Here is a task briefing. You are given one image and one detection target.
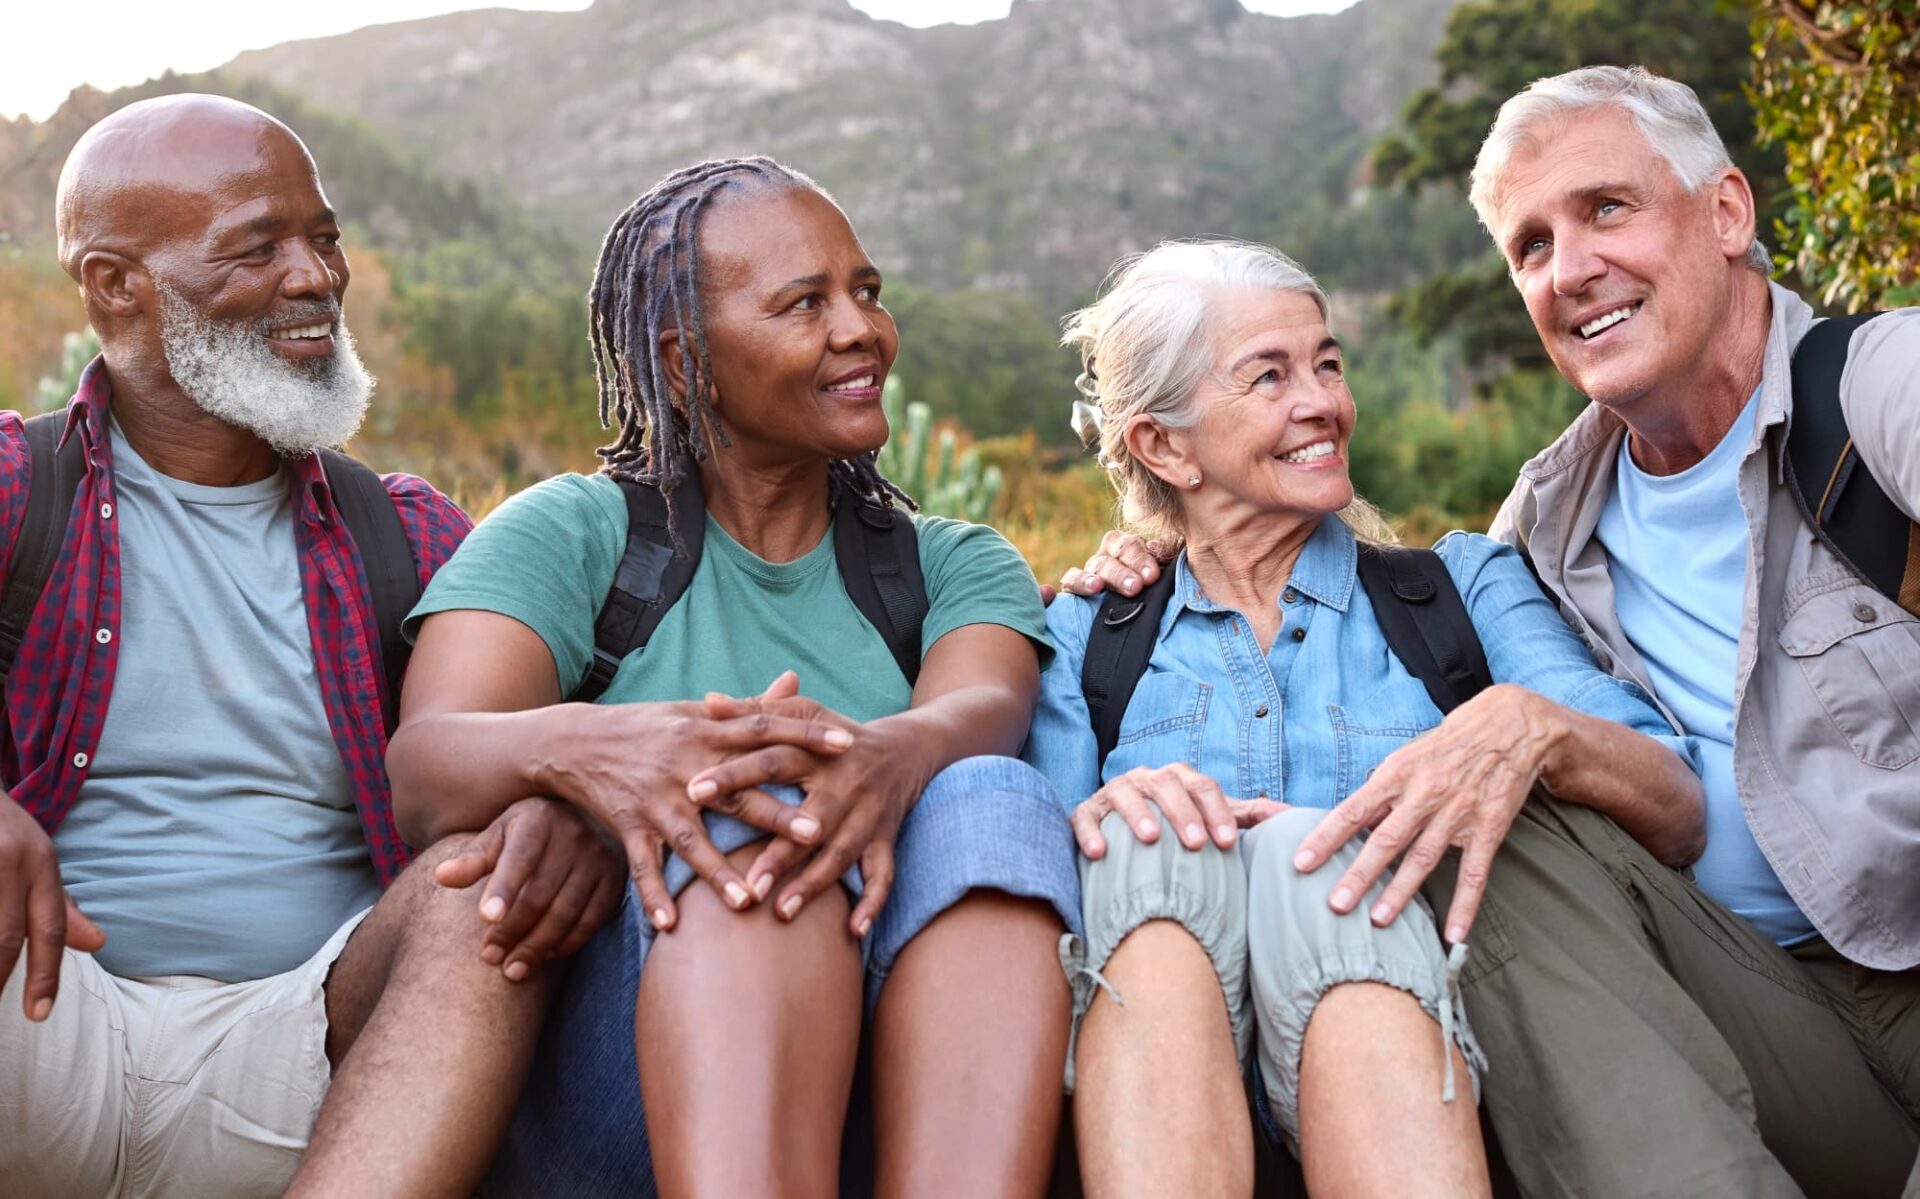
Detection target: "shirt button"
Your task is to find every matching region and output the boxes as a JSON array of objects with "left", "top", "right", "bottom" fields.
[
  {"left": 1254, "top": 704, "right": 1270, "bottom": 718},
  {"left": 99, "top": 502, "right": 114, "bottom": 520},
  {"left": 72, "top": 751, "right": 89, "bottom": 769},
  {"left": 1854, "top": 603, "right": 1877, "bottom": 623},
  {"left": 1282, "top": 588, "right": 1298, "bottom": 604},
  {"left": 1291, "top": 627, "right": 1306, "bottom": 642},
  {"left": 95, "top": 628, "right": 112, "bottom": 644}
]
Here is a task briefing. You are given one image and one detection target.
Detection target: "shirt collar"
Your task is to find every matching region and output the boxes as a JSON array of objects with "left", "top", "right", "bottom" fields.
[
  {"left": 63, "top": 354, "right": 341, "bottom": 527},
  {"left": 1172, "top": 515, "right": 1358, "bottom": 616}
]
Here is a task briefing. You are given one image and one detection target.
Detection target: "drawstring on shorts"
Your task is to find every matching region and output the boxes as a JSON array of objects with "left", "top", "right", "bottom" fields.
[{"left": 1438, "top": 940, "right": 1469, "bottom": 1103}]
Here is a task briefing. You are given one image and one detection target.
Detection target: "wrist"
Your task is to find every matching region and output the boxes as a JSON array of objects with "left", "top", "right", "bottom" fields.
[
  {"left": 524, "top": 703, "right": 611, "bottom": 801},
  {"left": 1503, "top": 685, "right": 1572, "bottom": 789}
]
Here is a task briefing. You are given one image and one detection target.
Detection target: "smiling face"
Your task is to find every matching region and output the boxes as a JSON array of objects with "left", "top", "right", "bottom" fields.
[
  {"left": 687, "top": 185, "right": 898, "bottom": 466},
  {"left": 1164, "top": 287, "right": 1354, "bottom": 528},
  {"left": 1490, "top": 105, "right": 1756, "bottom": 413}
]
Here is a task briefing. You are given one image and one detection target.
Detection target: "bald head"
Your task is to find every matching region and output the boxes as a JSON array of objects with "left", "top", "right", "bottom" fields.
[{"left": 56, "top": 94, "right": 319, "bottom": 280}]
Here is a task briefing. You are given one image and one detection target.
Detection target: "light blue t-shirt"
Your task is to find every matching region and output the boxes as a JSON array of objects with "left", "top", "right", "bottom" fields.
[
  {"left": 52, "top": 421, "right": 380, "bottom": 982},
  {"left": 1596, "top": 393, "right": 1815, "bottom": 945}
]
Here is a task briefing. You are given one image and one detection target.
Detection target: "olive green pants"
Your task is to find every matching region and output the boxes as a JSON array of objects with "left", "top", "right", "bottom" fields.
[{"left": 1425, "top": 794, "right": 1920, "bottom": 1199}]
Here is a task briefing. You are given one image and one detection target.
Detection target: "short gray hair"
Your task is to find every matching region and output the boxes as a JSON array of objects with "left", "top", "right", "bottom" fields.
[
  {"left": 1470, "top": 65, "right": 1769, "bottom": 272},
  {"left": 1062, "top": 239, "right": 1393, "bottom": 542}
]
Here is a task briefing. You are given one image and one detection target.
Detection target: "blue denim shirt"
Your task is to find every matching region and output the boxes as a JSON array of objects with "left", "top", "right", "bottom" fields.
[{"left": 1024, "top": 518, "right": 1700, "bottom": 810}]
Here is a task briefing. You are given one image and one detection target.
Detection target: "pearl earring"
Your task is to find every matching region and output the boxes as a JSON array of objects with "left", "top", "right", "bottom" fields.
[{"left": 1188, "top": 474, "right": 1201, "bottom": 489}]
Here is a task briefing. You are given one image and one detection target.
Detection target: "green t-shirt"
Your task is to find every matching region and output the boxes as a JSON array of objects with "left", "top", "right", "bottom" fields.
[{"left": 406, "top": 472, "right": 1051, "bottom": 722}]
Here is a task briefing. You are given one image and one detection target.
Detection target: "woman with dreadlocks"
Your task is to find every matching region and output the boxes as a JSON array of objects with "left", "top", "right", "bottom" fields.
[{"left": 385, "top": 157, "right": 1080, "bottom": 1197}]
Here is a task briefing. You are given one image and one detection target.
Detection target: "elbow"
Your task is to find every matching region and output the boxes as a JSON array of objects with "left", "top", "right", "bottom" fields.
[
  {"left": 1653, "top": 778, "right": 1709, "bottom": 869},
  {"left": 384, "top": 723, "right": 440, "bottom": 850}
]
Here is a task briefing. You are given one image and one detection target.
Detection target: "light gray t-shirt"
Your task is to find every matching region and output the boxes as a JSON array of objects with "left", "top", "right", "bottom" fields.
[{"left": 52, "top": 420, "right": 379, "bottom": 982}]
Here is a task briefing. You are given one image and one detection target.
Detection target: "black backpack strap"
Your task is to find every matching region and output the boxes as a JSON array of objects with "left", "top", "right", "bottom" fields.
[
  {"left": 1786, "top": 312, "right": 1919, "bottom": 617},
  {"left": 1080, "top": 569, "right": 1179, "bottom": 770},
  {"left": 320, "top": 451, "right": 421, "bottom": 738},
  {"left": 576, "top": 473, "right": 706, "bottom": 702},
  {"left": 833, "top": 498, "right": 927, "bottom": 688},
  {"left": 1355, "top": 544, "right": 1492, "bottom": 717},
  {"left": 1, "top": 411, "right": 87, "bottom": 687}
]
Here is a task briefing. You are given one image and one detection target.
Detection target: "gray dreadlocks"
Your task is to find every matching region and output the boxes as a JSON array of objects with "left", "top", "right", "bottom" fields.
[{"left": 586, "top": 156, "right": 914, "bottom": 532}]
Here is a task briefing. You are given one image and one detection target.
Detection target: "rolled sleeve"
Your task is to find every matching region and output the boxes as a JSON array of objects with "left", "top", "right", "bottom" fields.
[
  {"left": 1436, "top": 531, "right": 1703, "bottom": 776},
  {"left": 1839, "top": 308, "right": 1920, "bottom": 523},
  {"left": 1021, "top": 593, "right": 1103, "bottom": 811}
]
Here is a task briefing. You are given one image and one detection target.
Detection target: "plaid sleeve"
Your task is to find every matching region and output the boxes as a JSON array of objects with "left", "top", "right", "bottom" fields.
[
  {"left": 0, "top": 412, "right": 30, "bottom": 571},
  {"left": 380, "top": 472, "right": 473, "bottom": 590}
]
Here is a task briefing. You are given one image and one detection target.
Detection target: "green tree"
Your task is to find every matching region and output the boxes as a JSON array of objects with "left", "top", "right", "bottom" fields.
[
  {"left": 1749, "top": 1, "right": 1920, "bottom": 310},
  {"left": 34, "top": 329, "right": 100, "bottom": 412}
]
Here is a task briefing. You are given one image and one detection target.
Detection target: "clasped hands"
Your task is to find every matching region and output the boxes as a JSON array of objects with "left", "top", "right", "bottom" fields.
[{"left": 438, "top": 670, "right": 922, "bottom": 980}]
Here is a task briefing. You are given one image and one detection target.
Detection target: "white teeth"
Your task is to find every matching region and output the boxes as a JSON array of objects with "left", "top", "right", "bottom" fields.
[
  {"left": 1279, "top": 440, "right": 1334, "bottom": 463},
  {"left": 825, "top": 374, "right": 875, "bottom": 392},
  {"left": 1578, "top": 305, "right": 1637, "bottom": 338},
  {"left": 273, "top": 323, "right": 332, "bottom": 340}
]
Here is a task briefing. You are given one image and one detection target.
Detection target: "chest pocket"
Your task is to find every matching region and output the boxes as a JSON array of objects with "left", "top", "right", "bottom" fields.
[
  {"left": 1778, "top": 581, "right": 1920, "bottom": 769},
  {"left": 1109, "top": 674, "right": 1211, "bottom": 774},
  {"left": 1329, "top": 678, "right": 1443, "bottom": 803}
]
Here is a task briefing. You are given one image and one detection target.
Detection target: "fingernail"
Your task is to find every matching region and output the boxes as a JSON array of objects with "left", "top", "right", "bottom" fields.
[
  {"left": 780, "top": 894, "right": 803, "bottom": 919},
  {"left": 480, "top": 896, "right": 505, "bottom": 922},
  {"left": 505, "top": 960, "right": 529, "bottom": 981},
  {"left": 1144, "top": 563, "right": 1158, "bottom": 580},
  {"left": 1215, "top": 823, "right": 1237, "bottom": 844},
  {"left": 30, "top": 998, "right": 50, "bottom": 1022},
  {"left": 792, "top": 815, "right": 821, "bottom": 840},
  {"left": 1184, "top": 822, "right": 1204, "bottom": 845},
  {"left": 1135, "top": 818, "right": 1157, "bottom": 839},
  {"left": 482, "top": 945, "right": 505, "bottom": 965},
  {"left": 1124, "top": 576, "right": 1139, "bottom": 591},
  {"left": 652, "top": 908, "right": 673, "bottom": 930},
  {"left": 751, "top": 872, "right": 773, "bottom": 901},
  {"left": 855, "top": 916, "right": 872, "bottom": 937},
  {"left": 825, "top": 729, "right": 853, "bottom": 748},
  {"left": 725, "top": 882, "right": 750, "bottom": 909},
  {"left": 1448, "top": 925, "right": 1468, "bottom": 945},
  {"left": 689, "top": 779, "right": 717, "bottom": 801},
  {"left": 1294, "top": 849, "right": 1315, "bottom": 871},
  {"left": 1331, "top": 886, "right": 1353, "bottom": 911},
  {"left": 1371, "top": 902, "right": 1392, "bottom": 924}
]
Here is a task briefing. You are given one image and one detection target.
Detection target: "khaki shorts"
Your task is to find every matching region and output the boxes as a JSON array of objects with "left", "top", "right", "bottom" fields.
[
  {"left": 1068, "top": 805, "right": 1483, "bottom": 1148},
  {"left": 0, "top": 908, "right": 370, "bottom": 1199}
]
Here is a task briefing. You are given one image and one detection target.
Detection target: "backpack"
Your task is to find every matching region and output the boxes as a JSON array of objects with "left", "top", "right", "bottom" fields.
[
  {"left": 571, "top": 473, "right": 929, "bottom": 702},
  {"left": 1784, "top": 312, "right": 1919, "bottom": 618},
  {"left": 1078, "top": 542, "right": 1493, "bottom": 770},
  {"left": 0, "top": 409, "right": 421, "bottom": 737}
]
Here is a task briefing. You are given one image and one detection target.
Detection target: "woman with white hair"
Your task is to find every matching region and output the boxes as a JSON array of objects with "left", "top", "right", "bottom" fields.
[{"left": 1023, "top": 240, "right": 1706, "bottom": 1197}]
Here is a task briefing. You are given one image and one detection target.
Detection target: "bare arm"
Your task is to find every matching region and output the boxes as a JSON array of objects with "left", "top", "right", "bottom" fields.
[
  {"left": 389, "top": 609, "right": 854, "bottom": 929},
  {"left": 690, "top": 622, "right": 1042, "bottom": 932},
  {"left": 1293, "top": 683, "right": 1704, "bottom": 945}
]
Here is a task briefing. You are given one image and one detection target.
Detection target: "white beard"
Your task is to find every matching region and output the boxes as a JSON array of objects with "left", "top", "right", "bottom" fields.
[{"left": 154, "top": 282, "right": 375, "bottom": 456}]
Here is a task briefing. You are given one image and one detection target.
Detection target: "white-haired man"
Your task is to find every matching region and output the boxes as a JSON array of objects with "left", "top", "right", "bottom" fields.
[
  {"left": 0, "top": 94, "right": 625, "bottom": 1197},
  {"left": 1066, "top": 65, "right": 1919, "bottom": 1196}
]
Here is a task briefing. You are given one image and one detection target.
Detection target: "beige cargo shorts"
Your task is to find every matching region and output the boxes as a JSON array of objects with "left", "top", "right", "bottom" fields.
[{"left": 0, "top": 908, "right": 370, "bottom": 1199}]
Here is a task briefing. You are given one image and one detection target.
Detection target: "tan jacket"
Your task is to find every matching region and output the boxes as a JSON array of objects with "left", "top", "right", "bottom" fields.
[{"left": 1490, "top": 283, "right": 1920, "bottom": 969}]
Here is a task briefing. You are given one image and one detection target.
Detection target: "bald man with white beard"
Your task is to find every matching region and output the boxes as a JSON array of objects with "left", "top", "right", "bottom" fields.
[{"left": 0, "top": 94, "right": 623, "bottom": 1198}]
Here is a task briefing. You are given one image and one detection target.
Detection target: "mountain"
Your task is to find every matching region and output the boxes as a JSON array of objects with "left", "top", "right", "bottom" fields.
[{"left": 215, "top": 0, "right": 1463, "bottom": 305}]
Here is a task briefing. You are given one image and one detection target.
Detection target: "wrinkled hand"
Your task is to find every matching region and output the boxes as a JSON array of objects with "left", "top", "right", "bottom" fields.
[
  {"left": 434, "top": 797, "right": 624, "bottom": 981},
  {"left": 1070, "top": 764, "right": 1269, "bottom": 859},
  {"left": 554, "top": 673, "right": 855, "bottom": 931},
  {"left": 1291, "top": 684, "right": 1555, "bottom": 945},
  {"left": 687, "top": 685, "right": 930, "bottom": 938},
  {"left": 1057, "top": 529, "right": 1179, "bottom": 600},
  {"left": 0, "top": 793, "right": 104, "bottom": 1022}
]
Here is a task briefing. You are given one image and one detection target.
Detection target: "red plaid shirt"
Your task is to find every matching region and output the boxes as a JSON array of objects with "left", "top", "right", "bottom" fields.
[{"left": 0, "top": 360, "right": 471, "bottom": 885}]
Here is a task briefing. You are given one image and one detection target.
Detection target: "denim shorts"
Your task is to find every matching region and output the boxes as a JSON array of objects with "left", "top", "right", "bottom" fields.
[{"left": 483, "top": 754, "right": 1082, "bottom": 1198}]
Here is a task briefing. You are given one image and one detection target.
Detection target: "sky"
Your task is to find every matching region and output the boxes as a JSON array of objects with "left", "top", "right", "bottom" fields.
[{"left": 1, "top": 0, "right": 1358, "bottom": 123}]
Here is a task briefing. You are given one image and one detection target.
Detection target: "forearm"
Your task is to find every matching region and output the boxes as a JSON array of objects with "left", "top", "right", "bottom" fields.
[
  {"left": 871, "top": 679, "right": 1038, "bottom": 779},
  {"left": 387, "top": 705, "right": 593, "bottom": 847},
  {"left": 1520, "top": 687, "right": 1706, "bottom": 866}
]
